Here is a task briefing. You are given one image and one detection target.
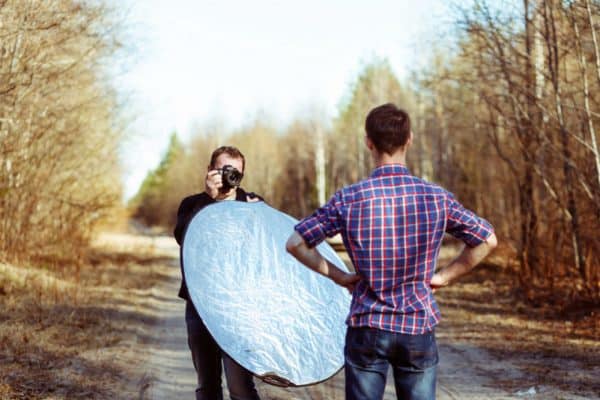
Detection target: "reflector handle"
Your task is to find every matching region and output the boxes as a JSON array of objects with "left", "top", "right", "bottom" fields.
[{"left": 259, "top": 373, "right": 295, "bottom": 387}]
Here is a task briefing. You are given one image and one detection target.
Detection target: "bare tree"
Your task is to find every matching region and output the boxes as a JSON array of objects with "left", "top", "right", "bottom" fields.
[{"left": 0, "top": 1, "right": 126, "bottom": 263}]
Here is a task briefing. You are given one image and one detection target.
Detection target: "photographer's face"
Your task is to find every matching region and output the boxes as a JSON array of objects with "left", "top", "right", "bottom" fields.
[{"left": 211, "top": 154, "right": 244, "bottom": 174}]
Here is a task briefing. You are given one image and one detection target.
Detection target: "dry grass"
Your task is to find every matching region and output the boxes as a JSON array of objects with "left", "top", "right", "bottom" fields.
[
  {"left": 1, "top": 235, "right": 597, "bottom": 399},
  {"left": 435, "top": 255, "right": 600, "bottom": 398},
  {"left": 0, "top": 233, "right": 175, "bottom": 400}
]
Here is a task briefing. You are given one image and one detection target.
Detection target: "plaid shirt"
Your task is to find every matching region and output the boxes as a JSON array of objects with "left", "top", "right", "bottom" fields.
[{"left": 295, "top": 164, "right": 494, "bottom": 334}]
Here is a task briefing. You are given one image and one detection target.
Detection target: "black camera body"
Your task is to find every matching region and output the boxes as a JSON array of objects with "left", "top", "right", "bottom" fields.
[{"left": 219, "top": 164, "right": 243, "bottom": 192}]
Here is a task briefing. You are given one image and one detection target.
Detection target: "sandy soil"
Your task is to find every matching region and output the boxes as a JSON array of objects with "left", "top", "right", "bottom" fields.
[
  {"left": 123, "top": 234, "right": 599, "bottom": 400},
  {"left": 4, "top": 232, "right": 595, "bottom": 399}
]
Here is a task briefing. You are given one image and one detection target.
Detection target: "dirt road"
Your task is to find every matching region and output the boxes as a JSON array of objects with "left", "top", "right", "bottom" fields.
[{"left": 131, "top": 235, "right": 598, "bottom": 400}]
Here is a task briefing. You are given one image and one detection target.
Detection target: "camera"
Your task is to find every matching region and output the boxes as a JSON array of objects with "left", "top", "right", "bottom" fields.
[{"left": 219, "top": 164, "right": 243, "bottom": 192}]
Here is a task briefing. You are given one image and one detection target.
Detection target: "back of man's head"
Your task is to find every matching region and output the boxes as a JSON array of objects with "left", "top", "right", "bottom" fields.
[{"left": 365, "top": 103, "right": 411, "bottom": 155}]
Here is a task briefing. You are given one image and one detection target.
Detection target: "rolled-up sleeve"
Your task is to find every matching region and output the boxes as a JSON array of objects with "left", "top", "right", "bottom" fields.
[
  {"left": 294, "top": 192, "right": 344, "bottom": 248},
  {"left": 445, "top": 194, "right": 494, "bottom": 247}
]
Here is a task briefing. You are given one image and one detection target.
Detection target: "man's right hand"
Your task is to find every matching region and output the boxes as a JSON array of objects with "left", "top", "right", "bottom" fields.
[
  {"left": 334, "top": 272, "right": 362, "bottom": 294},
  {"left": 205, "top": 170, "right": 223, "bottom": 199}
]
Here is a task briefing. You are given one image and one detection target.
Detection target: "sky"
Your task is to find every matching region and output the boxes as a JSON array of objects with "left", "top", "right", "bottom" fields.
[{"left": 117, "top": 0, "right": 451, "bottom": 199}]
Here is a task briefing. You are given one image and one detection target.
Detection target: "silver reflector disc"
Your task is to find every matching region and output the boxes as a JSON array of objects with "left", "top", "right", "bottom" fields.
[{"left": 182, "top": 201, "right": 351, "bottom": 386}]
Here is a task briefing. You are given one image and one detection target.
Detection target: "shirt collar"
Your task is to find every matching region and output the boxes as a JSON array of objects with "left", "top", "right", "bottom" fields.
[{"left": 370, "top": 163, "right": 410, "bottom": 178}]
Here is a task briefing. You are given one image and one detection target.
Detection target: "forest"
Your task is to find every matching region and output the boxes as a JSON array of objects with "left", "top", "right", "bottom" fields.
[
  {"left": 0, "top": 1, "right": 124, "bottom": 262},
  {"left": 130, "top": 1, "right": 600, "bottom": 304}
]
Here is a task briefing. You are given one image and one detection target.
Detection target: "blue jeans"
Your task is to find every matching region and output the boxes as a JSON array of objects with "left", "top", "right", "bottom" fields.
[
  {"left": 185, "top": 301, "right": 260, "bottom": 400},
  {"left": 344, "top": 326, "right": 438, "bottom": 400}
]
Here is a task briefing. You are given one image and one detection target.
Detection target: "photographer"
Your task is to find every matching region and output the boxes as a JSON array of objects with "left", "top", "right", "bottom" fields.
[{"left": 174, "top": 146, "right": 262, "bottom": 400}]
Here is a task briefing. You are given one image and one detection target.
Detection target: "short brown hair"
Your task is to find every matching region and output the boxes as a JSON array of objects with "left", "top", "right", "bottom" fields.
[
  {"left": 365, "top": 103, "right": 411, "bottom": 155},
  {"left": 209, "top": 146, "right": 246, "bottom": 172}
]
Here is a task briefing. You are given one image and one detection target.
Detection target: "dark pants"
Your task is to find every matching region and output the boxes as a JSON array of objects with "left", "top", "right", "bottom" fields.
[
  {"left": 185, "top": 301, "right": 260, "bottom": 400},
  {"left": 344, "top": 327, "right": 438, "bottom": 400}
]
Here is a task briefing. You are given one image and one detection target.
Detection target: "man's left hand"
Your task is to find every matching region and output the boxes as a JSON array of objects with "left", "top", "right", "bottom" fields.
[{"left": 430, "top": 272, "right": 449, "bottom": 293}]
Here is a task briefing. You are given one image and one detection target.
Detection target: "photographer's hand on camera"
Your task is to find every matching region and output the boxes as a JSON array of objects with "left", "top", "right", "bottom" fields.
[{"left": 206, "top": 169, "right": 234, "bottom": 200}]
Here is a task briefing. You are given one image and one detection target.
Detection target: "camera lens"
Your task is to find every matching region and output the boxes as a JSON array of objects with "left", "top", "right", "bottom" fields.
[{"left": 220, "top": 165, "right": 243, "bottom": 190}]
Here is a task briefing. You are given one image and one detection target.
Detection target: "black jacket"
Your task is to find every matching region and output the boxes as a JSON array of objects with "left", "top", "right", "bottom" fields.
[{"left": 173, "top": 188, "right": 262, "bottom": 300}]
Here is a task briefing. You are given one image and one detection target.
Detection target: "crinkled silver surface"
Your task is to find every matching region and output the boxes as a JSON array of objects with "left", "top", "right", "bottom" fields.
[{"left": 182, "top": 201, "right": 351, "bottom": 386}]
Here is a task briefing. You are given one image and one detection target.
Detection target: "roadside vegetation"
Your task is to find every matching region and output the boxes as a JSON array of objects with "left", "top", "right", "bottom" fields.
[{"left": 0, "top": 234, "right": 171, "bottom": 399}]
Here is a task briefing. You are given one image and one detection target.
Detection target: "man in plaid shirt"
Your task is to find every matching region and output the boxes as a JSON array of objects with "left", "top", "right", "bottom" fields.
[{"left": 286, "top": 103, "right": 497, "bottom": 400}]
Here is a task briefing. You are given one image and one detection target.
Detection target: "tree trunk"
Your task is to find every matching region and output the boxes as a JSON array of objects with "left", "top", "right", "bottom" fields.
[
  {"left": 315, "top": 124, "right": 326, "bottom": 206},
  {"left": 544, "top": 0, "right": 586, "bottom": 279},
  {"left": 584, "top": 0, "right": 600, "bottom": 200}
]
